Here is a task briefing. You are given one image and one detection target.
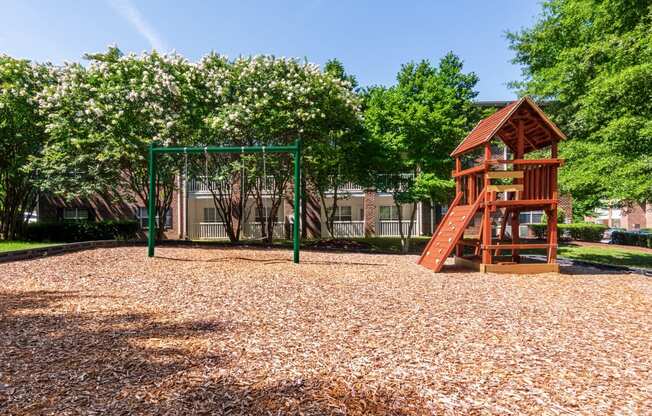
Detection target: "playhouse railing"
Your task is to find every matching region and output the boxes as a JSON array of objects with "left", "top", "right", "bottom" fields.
[{"left": 453, "top": 158, "right": 562, "bottom": 205}]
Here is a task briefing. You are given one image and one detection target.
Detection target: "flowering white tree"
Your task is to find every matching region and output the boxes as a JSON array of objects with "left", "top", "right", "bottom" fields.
[
  {"left": 194, "top": 54, "right": 361, "bottom": 243},
  {"left": 35, "top": 46, "right": 201, "bottom": 238},
  {"left": 0, "top": 55, "right": 55, "bottom": 239}
]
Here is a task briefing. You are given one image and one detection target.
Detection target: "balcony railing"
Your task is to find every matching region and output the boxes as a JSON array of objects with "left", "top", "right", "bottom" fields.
[
  {"left": 377, "top": 220, "right": 419, "bottom": 236},
  {"left": 326, "top": 221, "right": 365, "bottom": 237},
  {"left": 188, "top": 176, "right": 276, "bottom": 194},
  {"left": 242, "top": 222, "right": 285, "bottom": 239},
  {"left": 190, "top": 222, "right": 229, "bottom": 240},
  {"left": 189, "top": 222, "right": 284, "bottom": 240}
]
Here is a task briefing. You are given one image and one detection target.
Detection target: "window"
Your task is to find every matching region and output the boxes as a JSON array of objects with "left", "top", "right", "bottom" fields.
[
  {"left": 327, "top": 206, "right": 352, "bottom": 222},
  {"left": 255, "top": 206, "right": 279, "bottom": 222},
  {"left": 63, "top": 208, "right": 89, "bottom": 220},
  {"left": 203, "top": 207, "right": 222, "bottom": 223},
  {"left": 137, "top": 207, "right": 172, "bottom": 229},
  {"left": 379, "top": 205, "right": 399, "bottom": 221},
  {"left": 519, "top": 211, "right": 544, "bottom": 224}
]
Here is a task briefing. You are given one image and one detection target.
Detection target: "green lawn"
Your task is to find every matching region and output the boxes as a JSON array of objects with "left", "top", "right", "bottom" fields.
[
  {"left": 350, "top": 237, "right": 652, "bottom": 270},
  {"left": 557, "top": 244, "right": 652, "bottom": 270},
  {"left": 0, "top": 241, "right": 56, "bottom": 253}
]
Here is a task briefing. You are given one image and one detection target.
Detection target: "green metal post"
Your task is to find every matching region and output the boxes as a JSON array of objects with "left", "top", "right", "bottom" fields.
[
  {"left": 147, "top": 143, "right": 156, "bottom": 257},
  {"left": 293, "top": 138, "right": 301, "bottom": 263}
]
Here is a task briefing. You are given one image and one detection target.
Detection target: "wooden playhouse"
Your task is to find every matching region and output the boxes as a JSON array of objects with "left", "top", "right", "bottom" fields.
[{"left": 418, "top": 97, "right": 566, "bottom": 273}]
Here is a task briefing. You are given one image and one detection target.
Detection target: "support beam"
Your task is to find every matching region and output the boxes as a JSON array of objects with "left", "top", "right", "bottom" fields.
[
  {"left": 510, "top": 209, "right": 520, "bottom": 263},
  {"left": 482, "top": 144, "right": 492, "bottom": 265}
]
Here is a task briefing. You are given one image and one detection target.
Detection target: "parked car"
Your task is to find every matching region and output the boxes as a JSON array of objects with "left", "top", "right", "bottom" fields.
[{"left": 601, "top": 228, "right": 625, "bottom": 244}]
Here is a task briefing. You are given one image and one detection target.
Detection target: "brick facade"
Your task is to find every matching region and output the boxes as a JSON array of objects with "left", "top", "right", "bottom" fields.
[
  {"left": 621, "top": 202, "right": 648, "bottom": 230},
  {"left": 363, "top": 189, "right": 377, "bottom": 237},
  {"left": 38, "top": 186, "right": 181, "bottom": 240},
  {"left": 558, "top": 194, "right": 573, "bottom": 223}
]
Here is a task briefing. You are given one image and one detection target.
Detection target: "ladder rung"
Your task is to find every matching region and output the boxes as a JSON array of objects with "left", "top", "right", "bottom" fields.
[{"left": 486, "top": 171, "right": 524, "bottom": 179}]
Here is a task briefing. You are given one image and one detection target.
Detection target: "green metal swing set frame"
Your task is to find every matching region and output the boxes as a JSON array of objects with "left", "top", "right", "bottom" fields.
[{"left": 147, "top": 139, "right": 302, "bottom": 263}]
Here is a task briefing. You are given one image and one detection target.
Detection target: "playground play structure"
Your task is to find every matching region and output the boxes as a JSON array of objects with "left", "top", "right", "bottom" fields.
[
  {"left": 146, "top": 139, "right": 302, "bottom": 262},
  {"left": 419, "top": 97, "right": 565, "bottom": 273}
]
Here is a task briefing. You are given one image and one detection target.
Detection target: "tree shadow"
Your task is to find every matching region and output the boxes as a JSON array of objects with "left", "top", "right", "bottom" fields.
[
  {"left": 0, "top": 290, "right": 231, "bottom": 414},
  {"left": 0, "top": 290, "right": 427, "bottom": 415}
]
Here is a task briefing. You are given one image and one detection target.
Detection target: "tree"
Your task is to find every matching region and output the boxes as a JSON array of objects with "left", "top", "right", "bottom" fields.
[
  {"left": 364, "top": 53, "right": 479, "bottom": 252},
  {"left": 0, "top": 56, "right": 54, "bottom": 239},
  {"left": 198, "top": 54, "right": 361, "bottom": 243},
  {"left": 508, "top": 0, "right": 652, "bottom": 216},
  {"left": 34, "top": 47, "right": 200, "bottom": 239},
  {"left": 304, "top": 59, "right": 367, "bottom": 238}
]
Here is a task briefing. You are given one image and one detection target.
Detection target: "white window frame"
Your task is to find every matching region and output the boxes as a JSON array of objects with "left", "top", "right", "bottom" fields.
[
  {"left": 203, "top": 207, "right": 222, "bottom": 223},
  {"left": 519, "top": 210, "right": 544, "bottom": 224},
  {"left": 63, "top": 207, "right": 89, "bottom": 220},
  {"left": 379, "top": 205, "right": 399, "bottom": 221},
  {"left": 328, "top": 206, "right": 352, "bottom": 222},
  {"left": 137, "top": 207, "right": 172, "bottom": 229}
]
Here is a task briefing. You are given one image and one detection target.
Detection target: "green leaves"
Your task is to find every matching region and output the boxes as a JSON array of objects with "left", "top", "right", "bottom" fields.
[
  {"left": 509, "top": 0, "right": 652, "bottom": 215},
  {"left": 363, "top": 53, "right": 480, "bottom": 201}
]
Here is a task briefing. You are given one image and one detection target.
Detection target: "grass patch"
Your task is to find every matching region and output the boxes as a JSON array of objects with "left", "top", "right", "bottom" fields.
[
  {"left": 0, "top": 241, "right": 57, "bottom": 253},
  {"left": 557, "top": 244, "right": 652, "bottom": 270}
]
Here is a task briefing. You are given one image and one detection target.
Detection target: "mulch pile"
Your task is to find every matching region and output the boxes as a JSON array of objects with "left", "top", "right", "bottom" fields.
[{"left": 0, "top": 247, "right": 650, "bottom": 415}]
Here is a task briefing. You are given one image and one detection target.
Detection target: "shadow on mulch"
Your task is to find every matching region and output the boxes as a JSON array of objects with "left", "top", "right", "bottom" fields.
[{"left": 0, "top": 290, "right": 424, "bottom": 415}]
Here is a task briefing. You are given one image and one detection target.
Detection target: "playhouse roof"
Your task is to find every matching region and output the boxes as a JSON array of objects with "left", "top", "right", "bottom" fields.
[{"left": 450, "top": 96, "right": 566, "bottom": 157}]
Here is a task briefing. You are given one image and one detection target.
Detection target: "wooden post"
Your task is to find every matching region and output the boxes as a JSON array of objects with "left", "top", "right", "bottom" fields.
[
  {"left": 482, "top": 144, "right": 492, "bottom": 265},
  {"left": 455, "top": 157, "right": 463, "bottom": 257},
  {"left": 549, "top": 139, "right": 558, "bottom": 264},
  {"left": 516, "top": 120, "right": 525, "bottom": 201},
  {"left": 511, "top": 209, "right": 520, "bottom": 263},
  {"left": 547, "top": 207, "right": 558, "bottom": 263}
]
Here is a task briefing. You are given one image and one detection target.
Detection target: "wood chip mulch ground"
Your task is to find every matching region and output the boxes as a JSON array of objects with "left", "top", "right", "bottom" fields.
[{"left": 0, "top": 247, "right": 650, "bottom": 415}]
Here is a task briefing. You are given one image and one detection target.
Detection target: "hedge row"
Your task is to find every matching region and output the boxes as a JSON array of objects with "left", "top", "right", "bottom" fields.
[
  {"left": 25, "top": 220, "right": 139, "bottom": 243},
  {"left": 529, "top": 223, "right": 607, "bottom": 242},
  {"left": 611, "top": 230, "right": 652, "bottom": 248}
]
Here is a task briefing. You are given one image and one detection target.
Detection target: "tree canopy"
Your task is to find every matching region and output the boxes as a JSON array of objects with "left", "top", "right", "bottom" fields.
[
  {"left": 363, "top": 52, "right": 480, "bottom": 250},
  {"left": 0, "top": 55, "right": 55, "bottom": 238},
  {"left": 508, "top": 0, "right": 652, "bottom": 215}
]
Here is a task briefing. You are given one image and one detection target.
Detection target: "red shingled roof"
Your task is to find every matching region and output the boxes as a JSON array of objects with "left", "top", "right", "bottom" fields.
[{"left": 450, "top": 96, "right": 565, "bottom": 157}]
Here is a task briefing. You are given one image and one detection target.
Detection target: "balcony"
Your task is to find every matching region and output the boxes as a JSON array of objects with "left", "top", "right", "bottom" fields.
[
  {"left": 188, "top": 176, "right": 277, "bottom": 194},
  {"left": 189, "top": 221, "right": 284, "bottom": 240}
]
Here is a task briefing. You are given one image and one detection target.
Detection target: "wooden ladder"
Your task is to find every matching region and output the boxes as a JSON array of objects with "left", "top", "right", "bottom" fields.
[{"left": 418, "top": 190, "right": 485, "bottom": 272}]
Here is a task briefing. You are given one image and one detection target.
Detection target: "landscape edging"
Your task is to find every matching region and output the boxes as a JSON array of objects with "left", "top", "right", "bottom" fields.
[{"left": 1, "top": 239, "right": 650, "bottom": 276}]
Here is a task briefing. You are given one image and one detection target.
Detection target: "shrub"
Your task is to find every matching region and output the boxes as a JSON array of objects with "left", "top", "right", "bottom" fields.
[
  {"left": 560, "top": 223, "right": 607, "bottom": 242},
  {"left": 528, "top": 222, "right": 607, "bottom": 242},
  {"left": 611, "top": 230, "right": 652, "bottom": 248},
  {"left": 529, "top": 223, "right": 547, "bottom": 239},
  {"left": 25, "top": 220, "right": 139, "bottom": 243}
]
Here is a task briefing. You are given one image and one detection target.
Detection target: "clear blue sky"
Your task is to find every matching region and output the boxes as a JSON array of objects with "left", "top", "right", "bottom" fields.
[{"left": 0, "top": 0, "right": 541, "bottom": 100}]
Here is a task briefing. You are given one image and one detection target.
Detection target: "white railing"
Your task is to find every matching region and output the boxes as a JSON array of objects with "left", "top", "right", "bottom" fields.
[
  {"left": 190, "top": 222, "right": 229, "bottom": 239},
  {"left": 242, "top": 222, "right": 285, "bottom": 239},
  {"left": 188, "top": 176, "right": 276, "bottom": 194},
  {"left": 188, "top": 178, "right": 226, "bottom": 193},
  {"left": 326, "top": 221, "right": 365, "bottom": 237},
  {"left": 326, "top": 181, "right": 365, "bottom": 194},
  {"left": 377, "top": 220, "right": 418, "bottom": 236},
  {"left": 190, "top": 221, "right": 285, "bottom": 240}
]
